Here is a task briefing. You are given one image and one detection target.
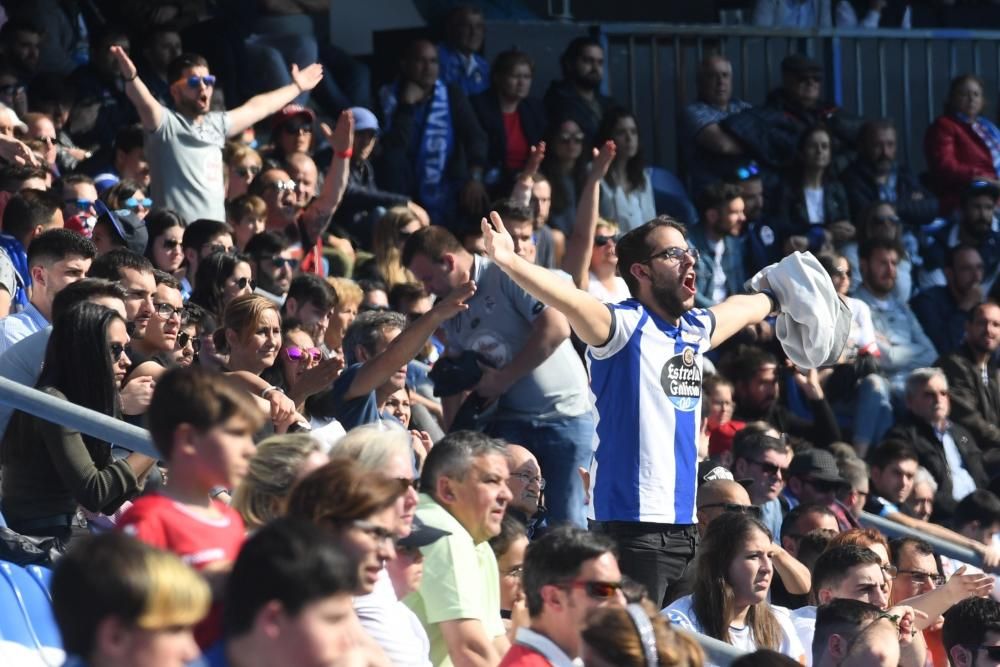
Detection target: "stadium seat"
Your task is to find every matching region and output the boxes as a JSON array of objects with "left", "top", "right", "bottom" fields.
[
  {"left": 24, "top": 566, "right": 53, "bottom": 601},
  {"left": 649, "top": 167, "right": 698, "bottom": 226},
  {"left": 0, "top": 561, "right": 62, "bottom": 651},
  {"left": 0, "top": 561, "right": 39, "bottom": 648}
]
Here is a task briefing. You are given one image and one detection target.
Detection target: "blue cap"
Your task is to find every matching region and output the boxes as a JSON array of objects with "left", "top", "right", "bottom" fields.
[{"left": 349, "top": 106, "right": 380, "bottom": 134}]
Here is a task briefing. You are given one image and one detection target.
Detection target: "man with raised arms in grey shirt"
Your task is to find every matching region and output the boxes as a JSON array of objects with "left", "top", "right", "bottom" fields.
[{"left": 108, "top": 45, "right": 325, "bottom": 223}]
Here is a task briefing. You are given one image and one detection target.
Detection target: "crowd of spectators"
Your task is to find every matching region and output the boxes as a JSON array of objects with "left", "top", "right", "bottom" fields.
[{"left": 1, "top": 2, "right": 1000, "bottom": 667}]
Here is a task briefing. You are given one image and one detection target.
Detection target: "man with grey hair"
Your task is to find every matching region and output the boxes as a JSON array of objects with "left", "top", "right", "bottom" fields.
[
  {"left": 311, "top": 281, "right": 474, "bottom": 430},
  {"left": 407, "top": 430, "right": 512, "bottom": 666},
  {"left": 505, "top": 444, "right": 545, "bottom": 537},
  {"left": 884, "top": 367, "right": 988, "bottom": 520}
]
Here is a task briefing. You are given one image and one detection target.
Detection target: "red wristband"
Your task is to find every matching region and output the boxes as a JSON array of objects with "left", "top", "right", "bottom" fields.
[{"left": 335, "top": 148, "right": 353, "bottom": 159}]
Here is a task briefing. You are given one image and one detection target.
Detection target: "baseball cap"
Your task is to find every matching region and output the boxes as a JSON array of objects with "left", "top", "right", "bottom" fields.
[
  {"left": 272, "top": 104, "right": 316, "bottom": 132},
  {"left": 397, "top": 517, "right": 450, "bottom": 549},
  {"left": 963, "top": 179, "right": 1000, "bottom": 203},
  {"left": 781, "top": 53, "right": 822, "bottom": 78},
  {"left": 698, "top": 459, "right": 754, "bottom": 491},
  {"left": 95, "top": 200, "right": 148, "bottom": 255},
  {"left": 787, "top": 448, "right": 847, "bottom": 485},
  {"left": 350, "top": 106, "right": 380, "bottom": 134}
]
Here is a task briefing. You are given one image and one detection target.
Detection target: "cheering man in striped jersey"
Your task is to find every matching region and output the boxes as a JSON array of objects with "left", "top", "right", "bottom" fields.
[{"left": 480, "top": 211, "right": 778, "bottom": 606}]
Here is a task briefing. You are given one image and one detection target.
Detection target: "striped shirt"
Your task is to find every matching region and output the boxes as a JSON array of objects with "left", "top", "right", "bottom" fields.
[{"left": 587, "top": 299, "right": 715, "bottom": 524}]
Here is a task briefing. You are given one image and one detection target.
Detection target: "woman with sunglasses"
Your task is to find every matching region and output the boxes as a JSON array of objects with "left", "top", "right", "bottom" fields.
[
  {"left": 103, "top": 178, "right": 153, "bottom": 220},
  {"left": 663, "top": 512, "right": 805, "bottom": 661},
  {"left": 188, "top": 250, "right": 255, "bottom": 320},
  {"left": 224, "top": 141, "right": 263, "bottom": 200},
  {"left": 267, "top": 106, "right": 316, "bottom": 164},
  {"left": 540, "top": 117, "right": 588, "bottom": 236},
  {"left": 355, "top": 206, "right": 425, "bottom": 288},
  {"left": 144, "top": 208, "right": 187, "bottom": 287},
  {"left": 0, "top": 302, "right": 158, "bottom": 542}
]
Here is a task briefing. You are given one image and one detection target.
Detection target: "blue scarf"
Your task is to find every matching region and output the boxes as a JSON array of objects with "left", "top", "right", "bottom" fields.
[
  {"left": 958, "top": 112, "right": 1000, "bottom": 177},
  {"left": 381, "top": 80, "right": 455, "bottom": 224},
  {"left": 0, "top": 233, "right": 28, "bottom": 309}
]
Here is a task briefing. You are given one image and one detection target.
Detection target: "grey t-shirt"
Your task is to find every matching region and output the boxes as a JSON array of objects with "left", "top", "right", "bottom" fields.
[
  {"left": 146, "top": 107, "right": 229, "bottom": 222},
  {"left": 0, "top": 248, "right": 18, "bottom": 302},
  {"left": 442, "top": 255, "right": 590, "bottom": 421}
]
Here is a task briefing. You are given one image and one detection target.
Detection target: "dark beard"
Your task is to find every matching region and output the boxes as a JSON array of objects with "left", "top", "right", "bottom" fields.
[
  {"left": 573, "top": 73, "right": 602, "bottom": 91},
  {"left": 649, "top": 280, "right": 689, "bottom": 321}
]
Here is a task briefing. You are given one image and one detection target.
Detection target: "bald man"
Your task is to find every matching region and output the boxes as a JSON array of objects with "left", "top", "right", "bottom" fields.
[{"left": 506, "top": 444, "right": 545, "bottom": 535}]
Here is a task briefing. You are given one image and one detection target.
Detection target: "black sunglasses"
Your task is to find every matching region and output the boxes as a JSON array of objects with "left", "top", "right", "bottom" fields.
[
  {"left": 967, "top": 645, "right": 1000, "bottom": 660},
  {"left": 234, "top": 277, "right": 257, "bottom": 291},
  {"left": 804, "top": 478, "right": 842, "bottom": 493},
  {"left": 697, "top": 502, "right": 762, "bottom": 518},
  {"left": 109, "top": 342, "right": 130, "bottom": 361},
  {"left": 161, "top": 238, "right": 182, "bottom": 250},
  {"left": 559, "top": 580, "right": 623, "bottom": 600},
  {"left": 177, "top": 331, "right": 202, "bottom": 353},
  {"left": 750, "top": 459, "right": 788, "bottom": 477},
  {"left": 594, "top": 234, "right": 619, "bottom": 247}
]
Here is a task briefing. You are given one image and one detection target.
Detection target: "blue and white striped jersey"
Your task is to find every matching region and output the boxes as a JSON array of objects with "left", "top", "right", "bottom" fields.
[{"left": 586, "top": 299, "right": 715, "bottom": 524}]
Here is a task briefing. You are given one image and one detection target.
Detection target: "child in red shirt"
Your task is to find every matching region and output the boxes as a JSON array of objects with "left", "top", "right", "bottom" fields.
[{"left": 119, "top": 366, "right": 263, "bottom": 648}]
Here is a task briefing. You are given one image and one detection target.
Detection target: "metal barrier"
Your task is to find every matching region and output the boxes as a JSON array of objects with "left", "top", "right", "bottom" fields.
[
  {"left": 859, "top": 510, "right": 983, "bottom": 567},
  {"left": 0, "top": 376, "right": 158, "bottom": 459},
  {"left": 599, "top": 24, "right": 1000, "bottom": 177},
  {"left": 678, "top": 628, "right": 748, "bottom": 665}
]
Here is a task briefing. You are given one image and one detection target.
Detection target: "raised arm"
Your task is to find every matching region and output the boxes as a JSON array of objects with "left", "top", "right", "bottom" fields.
[
  {"left": 344, "top": 282, "right": 475, "bottom": 400},
  {"left": 110, "top": 46, "right": 162, "bottom": 132},
  {"left": 227, "top": 63, "right": 324, "bottom": 137},
  {"left": 300, "top": 111, "right": 355, "bottom": 241},
  {"left": 707, "top": 293, "right": 773, "bottom": 348},
  {"left": 561, "top": 141, "right": 616, "bottom": 289},
  {"left": 509, "top": 141, "right": 546, "bottom": 207},
  {"left": 481, "top": 211, "right": 612, "bottom": 346}
]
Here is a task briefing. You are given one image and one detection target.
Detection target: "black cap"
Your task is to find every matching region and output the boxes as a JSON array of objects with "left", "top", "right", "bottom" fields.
[
  {"left": 95, "top": 200, "right": 148, "bottom": 256},
  {"left": 781, "top": 53, "right": 822, "bottom": 77},
  {"left": 397, "top": 517, "right": 451, "bottom": 549},
  {"left": 963, "top": 179, "right": 1000, "bottom": 203},
  {"left": 788, "top": 448, "right": 846, "bottom": 485}
]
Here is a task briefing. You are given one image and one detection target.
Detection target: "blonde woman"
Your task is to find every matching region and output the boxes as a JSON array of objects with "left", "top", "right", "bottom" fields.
[{"left": 357, "top": 206, "right": 426, "bottom": 288}]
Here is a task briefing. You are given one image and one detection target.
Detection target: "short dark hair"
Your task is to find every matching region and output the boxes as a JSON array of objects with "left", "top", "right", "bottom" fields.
[
  {"left": 812, "top": 544, "right": 884, "bottom": 596},
  {"left": 781, "top": 503, "right": 836, "bottom": 543},
  {"left": 797, "top": 528, "right": 837, "bottom": 571},
  {"left": 223, "top": 518, "right": 357, "bottom": 637},
  {"left": 388, "top": 282, "right": 428, "bottom": 312},
  {"left": 489, "top": 514, "right": 528, "bottom": 561},
  {"left": 243, "top": 230, "right": 288, "bottom": 259},
  {"left": 88, "top": 248, "right": 153, "bottom": 281},
  {"left": 167, "top": 52, "right": 210, "bottom": 84},
  {"left": 3, "top": 189, "right": 62, "bottom": 240},
  {"left": 420, "top": 430, "right": 508, "bottom": 501},
  {"left": 27, "top": 228, "right": 97, "bottom": 266},
  {"left": 953, "top": 490, "right": 1000, "bottom": 530},
  {"left": 342, "top": 310, "right": 407, "bottom": 366},
  {"left": 62, "top": 173, "right": 95, "bottom": 189},
  {"left": 560, "top": 36, "right": 603, "bottom": 78},
  {"left": 732, "top": 431, "right": 788, "bottom": 464},
  {"left": 888, "top": 536, "right": 934, "bottom": 568},
  {"left": 943, "top": 597, "right": 1000, "bottom": 659},
  {"left": 182, "top": 218, "right": 232, "bottom": 252},
  {"left": 697, "top": 182, "right": 744, "bottom": 217},
  {"left": 522, "top": 526, "right": 617, "bottom": 617},
  {"left": 491, "top": 199, "right": 534, "bottom": 226},
  {"left": 719, "top": 345, "right": 778, "bottom": 386},
  {"left": 285, "top": 273, "right": 335, "bottom": 312},
  {"left": 147, "top": 366, "right": 263, "bottom": 459},
  {"left": 859, "top": 236, "right": 904, "bottom": 261},
  {"left": 401, "top": 225, "right": 464, "bottom": 268},
  {"left": 50, "top": 278, "right": 127, "bottom": 322},
  {"left": 615, "top": 215, "right": 687, "bottom": 296},
  {"left": 152, "top": 269, "right": 181, "bottom": 290},
  {"left": 0, "top": 164, "right": 48, "bottom": 192},
  {"left": 732, "top": 650, "right": 801, "bottom": 667},
  {"left": 813, "top": 599, "right": 883, "bottom": 666},
  {"left": 114, "top": 124, "right": 144, "bottom": 156},
  {"left": 857, "top": 118, "right": 896, "bottom": 148},
  {"left": 867, "top": 439, "right": 918, "bottom": 471}
]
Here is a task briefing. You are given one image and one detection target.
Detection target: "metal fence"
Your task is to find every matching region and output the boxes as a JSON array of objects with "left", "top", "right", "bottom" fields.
[{"left": 599, "top": 24, "right": 1000, "bottom": 178}]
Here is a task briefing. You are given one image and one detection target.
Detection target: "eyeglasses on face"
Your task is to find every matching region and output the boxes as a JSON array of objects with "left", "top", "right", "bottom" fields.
[
  {"left": 642, "top": 246, "right": 700, "bottom": 265},
  {"left": 268, "top": 179, "right": 298, "bottom": 192},
  {"left": 284, "top": 345, "right": 322, "bottom": 362},
  {"left": 205, "top": 243, "right": 235, "bottom": 255},
  {"left": 557, "top": 132, "right": 584, "bottom": 144},
  {"left": 270, "top": 256, "right": 299, "bottom": 270},
  {"left": 351, "top": 519, "right": 397, "bottom": 546},
  {"left": 154, "top": 302, "right": 185, "bottom": 320},
  {"left": 125, "top": 197, "right": 153, "bottom": 210},
  {"left": 735, "top": 161, "right": 760, "bottom": 181},
  {"left": 896, "top": 569, "right": 945, "bottom": 587},
  {"left": 177, "top": 331, "right": 202, "bottom": 352},
  {"left": 109, "top": 342, "right": 130, "bottom": 362},
  {"left": 803, "top": 478, "right": 841, "bottom": 493},
  {"left": 881, "top": 564, "right": 898, "bottom": 580},
  {"left": 503, "top": 565, "right": 524, "bottom": 578},
  {"left": 396, "top": 477, "right": 420, "bottom": 491},
  {"left": 558, "top": 579, "right": 623, "bottom": 600},
  {"left": 65, "top": 198, "right": 96, "bottom": 210},
  {"left": 38, "top": 136, "right": 56, "bottom": 146},
  {"left": 966, "top": 645, "right": 1000, "bottom": 660},
  {"left": 696, "top": 502, "right": 763, "bottom": 518},
  {"left": 233, "top": 277, "right": 256, "bottom": 291},
  {"left": 283, "top": 122, "right": 313, "bottom": 135},
  {"left": 186, "top": 75, "right": 216, "bottom": 88},
  {"left": 235, "top": 166, "right": 261, "bottom": 178},
  {"left": 594, "top": 234, "right": 619, "bottom": 247},
  {"left": 510, "top": 471, "right": 546, "bottom": 490},
  {"left": 749, "top": 459, "right": 788, "bottom": 477}
]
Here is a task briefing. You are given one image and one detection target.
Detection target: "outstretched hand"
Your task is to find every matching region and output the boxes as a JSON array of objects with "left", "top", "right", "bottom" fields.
[
  {"left": 0, "top": 134, "right": 39, "bottom": 167},
  {"left": 481, "top": 211, "right": 517, "bottom": 269},
  {"left": 523, "top": 141, "right": 546, "bottom": 177},
  {"left": 291, "top": 63, "right": 324, "bottom": 93},
  {"left": 431, "top": 280, "right": 477, "bottom": 320},
  {"left": 322, "top": 108, "right": 354, "bottom": 154},
  {"left": 109, "top": 45, "right": 137, "bottom": 80},
  {"left": 590, "top": 140, "right": 617, "bottom": 180}
]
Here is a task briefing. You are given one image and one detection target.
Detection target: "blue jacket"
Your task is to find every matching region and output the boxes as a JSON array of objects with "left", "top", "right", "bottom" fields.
[{"left": 687, "top": 225, "right": 747, "bottom": 308}]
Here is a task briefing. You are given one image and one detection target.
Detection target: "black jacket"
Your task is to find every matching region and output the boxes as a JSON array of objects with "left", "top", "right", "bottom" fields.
[
  {"left": 936, "top": 344, "right": 1000, "bottom": 451},
  {"left": 840, "top": 159, "right": 939, "bottom": 228},
  {"left": 470, "top": 90, "right": 546, "bottom": 196},
  {"left": 332, "top": 159, "right": 410, "bottom": 248},
  {"left": 884, "top": 414, "right": 987, "bottom": 521},
  {"left": 734, "top": 398, "right": 842, "bottom": 450},
  {"left": 542, "top": 80, "right": 616, "bottom": 148}
]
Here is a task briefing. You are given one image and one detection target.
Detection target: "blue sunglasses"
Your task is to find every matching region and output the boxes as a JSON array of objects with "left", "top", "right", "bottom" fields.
[
  {"left": 186, "top": 75, "right": 217, "bottom": 89},
  {"left": 125, "top": 197, "right": 153, "bottom": 210},
  {"left": 735, "top": 161, "right": 760, "bottom": 181}
]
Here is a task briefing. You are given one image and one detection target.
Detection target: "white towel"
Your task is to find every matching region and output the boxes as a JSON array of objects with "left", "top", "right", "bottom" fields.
[{"left": 745, "top": 251, "right": 851, "bottom": 369}]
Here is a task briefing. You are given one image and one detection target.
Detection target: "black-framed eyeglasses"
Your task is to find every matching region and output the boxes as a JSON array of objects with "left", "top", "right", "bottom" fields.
[
  {"left": 186, "top": 74, "right": 217, "bottom": 88},
  {"left": 109, "top": 342, "right": 130, "bottom": 362},
  {"left": 351, "top": 519, "right": 396, "bottom": 546},
  {"left": 749, "top": 459, "right": 788, "bottom": 478},
  {"left": 804, "top": 478, "right": 842, "bottom": 493},
  {"left": 235, "top": 166, "right": 261, "bottom": 178},
  {"left": 510, "top": 471, "right": 546, "bottom": 490},
  {"left": 177, "top": 331, "right": 201, "bottom": 353},
  {"left": 233, "top": 277, "right": 256, "bottom": 291},
  {"left": 594, "top": 234, "right": 619, "bottom": 247},
  {"left": 154, "top": 302, "right": 185, "bottom": 320},
  {"left": 965, "top": 645, "right": 1000, "bottom": 660},
  {"left": 735, "top": 161, "right": 760, "bottom": 181},
  {"left": 896, "top": 569, "right": 946, "bottom": 587},
  {"left": 642, "top": 246, "right": 699, "bottom": 265},
  {"left": 270, "top": 256, "right": 299, "bottom": 270},
  {"left": 696, "top": 502, "right": 762, "bottom": 518},
  {"left": 557, "top": 580, "right": 623, "bottom": 600}
]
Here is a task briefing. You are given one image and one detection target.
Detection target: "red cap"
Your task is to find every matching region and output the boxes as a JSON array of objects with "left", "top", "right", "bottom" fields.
[{"left": 271, "top": 104, "right": 316, "bottom": 131}]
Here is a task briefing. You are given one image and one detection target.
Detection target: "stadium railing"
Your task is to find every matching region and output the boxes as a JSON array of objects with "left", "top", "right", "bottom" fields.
[{"left": 859, "top": 510, "right": 983, "bottom": 567}]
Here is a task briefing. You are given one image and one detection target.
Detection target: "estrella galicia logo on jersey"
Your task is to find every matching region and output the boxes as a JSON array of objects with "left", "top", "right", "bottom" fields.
[{"left": 660, "top": 347, "right": 701, "bottom": 411}]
